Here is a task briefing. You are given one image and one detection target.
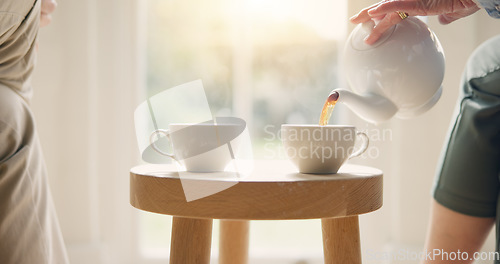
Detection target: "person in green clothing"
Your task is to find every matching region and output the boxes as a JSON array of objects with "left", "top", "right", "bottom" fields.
[{"left": 351, "top": 0, "right": 500, "bottom": 263}]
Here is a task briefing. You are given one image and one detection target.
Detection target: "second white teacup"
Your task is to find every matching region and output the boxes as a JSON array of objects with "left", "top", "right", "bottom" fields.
[
  {"left": 281, "top": 125, "right": 369, "bottom": 174},
  {"left": 150, "top": 121, "right": 245, "bottom": 172}
]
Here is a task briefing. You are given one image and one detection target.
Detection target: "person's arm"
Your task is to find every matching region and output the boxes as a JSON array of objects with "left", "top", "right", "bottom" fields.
[
  {"left": 350, "top": 0, "right": 481, "bottom": 45},
  {"left": 420, "top": 201, "right": 494, "bottom": 264}
]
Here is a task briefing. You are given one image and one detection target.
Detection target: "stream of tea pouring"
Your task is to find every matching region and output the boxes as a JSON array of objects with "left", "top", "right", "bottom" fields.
[{"left": 319, "top": 91, "right": 339, "bottom": 126}]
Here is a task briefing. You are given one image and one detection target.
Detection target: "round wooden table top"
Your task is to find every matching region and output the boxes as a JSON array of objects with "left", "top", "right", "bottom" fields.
[{"left": 130, "top": 160, "right": 383, "bottom": 220}]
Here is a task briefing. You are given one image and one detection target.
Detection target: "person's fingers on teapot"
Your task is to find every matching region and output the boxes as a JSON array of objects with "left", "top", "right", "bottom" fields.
[
  {"left": 368, "top": 1, "right": 422, "bottom": 17},
  {"left": 364, "top": 12, "right": 402, "bottom": 45},
  {"left": 350, "top": 2, "right": 383, "bottom": 23}
]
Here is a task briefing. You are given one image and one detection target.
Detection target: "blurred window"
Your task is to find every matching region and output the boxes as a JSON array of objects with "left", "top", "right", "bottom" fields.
[{"left": 141, "top": 0, "right": 347, "bottom": 262}]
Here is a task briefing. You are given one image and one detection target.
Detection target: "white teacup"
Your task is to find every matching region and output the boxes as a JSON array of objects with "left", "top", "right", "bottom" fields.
[
  {"left": 281, "top": 125, "right": 369, "bottom": 174},
  {"left": 150, "top": 121, "right": 245, "bottom": 172}
]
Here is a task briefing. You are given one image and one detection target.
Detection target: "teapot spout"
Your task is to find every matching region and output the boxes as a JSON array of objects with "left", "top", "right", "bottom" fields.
[{"left": 333, "top": 88, "right": 398, "bottom": 123}]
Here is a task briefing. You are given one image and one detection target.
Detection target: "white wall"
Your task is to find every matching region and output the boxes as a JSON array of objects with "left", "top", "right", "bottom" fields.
[{"left": 32, "top": 0, "right": 144, "bottom": 263}]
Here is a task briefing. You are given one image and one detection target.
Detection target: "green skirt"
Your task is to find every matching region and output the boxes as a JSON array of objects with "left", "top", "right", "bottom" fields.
[{"left": 433, "top": 34, "right": 500, "bottom": 260}]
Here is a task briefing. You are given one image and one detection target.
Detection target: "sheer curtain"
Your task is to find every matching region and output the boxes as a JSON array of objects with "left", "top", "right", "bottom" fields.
[{"left": 32, "top": 0, "right": 144, "bottom": 263}]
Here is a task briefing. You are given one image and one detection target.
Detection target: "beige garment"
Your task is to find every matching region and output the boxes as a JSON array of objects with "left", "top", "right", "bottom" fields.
[{"left": 0, "top": 0, "right": 69, "bottom": 263}]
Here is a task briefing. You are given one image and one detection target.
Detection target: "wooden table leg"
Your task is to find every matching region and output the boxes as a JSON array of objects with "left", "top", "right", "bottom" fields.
[
  {"left": 219, "top": 220, "right": 249, "bottom": 264},
  {"left": 321, "top": 216, "right": 362, "bottom": 264},
  {"left": 170, "top": 217, "right": 213, "bottom": 264}
]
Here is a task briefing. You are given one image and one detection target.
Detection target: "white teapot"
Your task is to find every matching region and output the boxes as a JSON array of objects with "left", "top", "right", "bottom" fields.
[{"left": 333, "top": 17, "right": 445, "bottom": 123}]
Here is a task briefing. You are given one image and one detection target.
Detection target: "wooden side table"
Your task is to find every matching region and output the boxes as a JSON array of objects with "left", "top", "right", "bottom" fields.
[{"left": 130, "top": 160, "right": 383, "bottom": 264}]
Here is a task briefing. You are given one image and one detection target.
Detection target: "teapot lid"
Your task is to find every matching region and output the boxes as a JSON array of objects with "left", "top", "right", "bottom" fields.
[{"left": 350, "top": 20, "right": 396, "bottom": 51}]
